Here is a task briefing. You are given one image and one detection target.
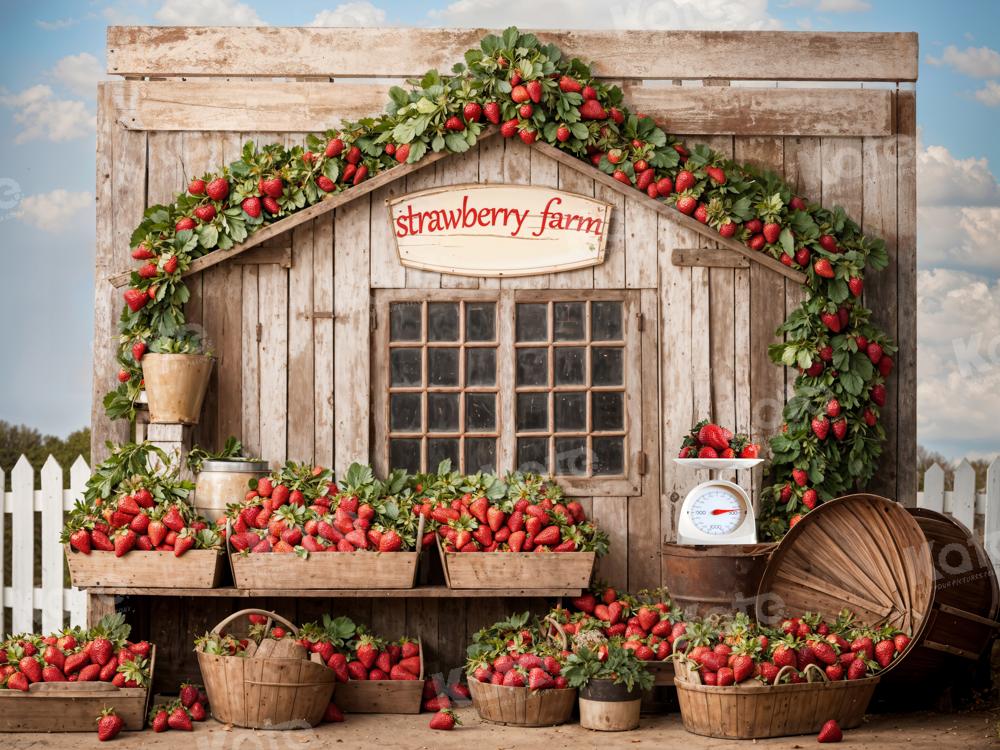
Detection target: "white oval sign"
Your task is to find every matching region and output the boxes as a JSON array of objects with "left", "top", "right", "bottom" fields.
[{"left": 387, "top": 183, "right": 613, "bottom": 278}]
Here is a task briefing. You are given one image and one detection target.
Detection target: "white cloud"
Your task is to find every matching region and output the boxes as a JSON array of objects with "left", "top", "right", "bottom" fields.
[
  {"left": 50, "top": 53, "right": 107, "bottom": 99},
  {"left": 974, "top": 80, "right": 1000, "bottom": 107},
  {"left": 917, "top": 144, "right": 1000, "bottom": 207},
  {"left": 926, "top": 45, "right": 1000, "bottom": 78},
  {"left": 0, "top": 85, "right": 95, "bottom": 144},
  {"left": 311, "top": 2, "right": 386, "bottom": 26},
  {"left": 815, "top": 0, "right": 870, "bottom": 11},
  {"left": 14, "top": 190, "right": 93, "bottom": 232},
  {"left": 428, "top": 0, "right": 780, "bottom": 30},
  {"left": 102, "top": 4, "right": 145, "bottom": 25},
  {"left": 154, "top": 0, "right": 266, "bottom": 26},
  {"left": 36, "top": 17, "right": 80, "bottom": 31}
]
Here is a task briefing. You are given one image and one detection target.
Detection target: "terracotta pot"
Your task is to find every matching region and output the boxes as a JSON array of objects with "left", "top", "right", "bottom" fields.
[
  {"left": 141, "top": 353, "right": 213, "bottom": 424},
  {"left": 578, "top": 679, "right": 642, "bottom": 731}
]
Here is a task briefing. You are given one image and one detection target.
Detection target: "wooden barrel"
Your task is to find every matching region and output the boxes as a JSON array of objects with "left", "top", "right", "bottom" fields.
[
  {"left": 662, "top": 543, "right": 775, "bottom": 617},
  {"left": 877, "top": 506, "right": 1000, "bottom": 691},
  {"left": 141, "top": 353, "right": 213, "bottom": 424},
  {"left": 468, "top": 677, "right": 576, "bottom": 726}
]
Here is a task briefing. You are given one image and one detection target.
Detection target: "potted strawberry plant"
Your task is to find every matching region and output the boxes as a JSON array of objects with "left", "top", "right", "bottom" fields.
[
  {"left": 140, "top": 331, "right": 213, "bottom": 424},
  {"left": 563, "top": 641, "right": 654, "bottom": 731},
  {"left": 61, "top": 441, "right": 225, "bottom": 588}
]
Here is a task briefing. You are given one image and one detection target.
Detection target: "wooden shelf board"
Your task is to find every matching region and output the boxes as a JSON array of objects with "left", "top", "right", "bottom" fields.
[{"left": 81, "top": 586, "right": 580, "bottom": 598}]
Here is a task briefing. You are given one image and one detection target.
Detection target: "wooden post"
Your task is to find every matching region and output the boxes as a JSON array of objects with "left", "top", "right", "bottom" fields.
[{"left": 87, "top": 594, "right": 118, "bottom": 629}]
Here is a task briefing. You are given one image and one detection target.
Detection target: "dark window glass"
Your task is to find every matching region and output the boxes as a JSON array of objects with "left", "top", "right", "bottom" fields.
[
  {"left": 517, "top": 438, "right": 549, "bottom": 474},
  {"left": 428, "top": 302, "right": 459, "bottom": 342},
  {"left": 555, "top": 437, "right": 587, "bottom": 475},
  {"left": 389, "top": 302, "right": 422, "bottom": 341},
  {"left": 427, "top": 393, "right": 459, "bottom": 432},
  {"left": 516, "top": 393, "right": 548, "bottom": 432},
  {"left": 516, "top": 348, "right": 548, "bottom": 386},
  {"left": 465, "top": 438, "right": 497, "bottom": 473},
  {"left": 465, "top": 348, "right": 496, "bottom": 386},
  {"left": 591, "top": 301, "right": 623, "bottom": 341},
  {"left": 554, "top": 347, "right": 586, "bottom": 385},
  {"left": 553, "top": 302, "right": 585, "bottom": 341},
  {"left": 390, "top": 393, "right": 421, "bottom": 431},
  {"left": 390, "top": 348, "right": 422, "bottom": 387},
  {"left": 465, "top": 393, "right": 496, "bottom": 432},
  {"left": 592, "top": 392, "right": 624, "bottom": 431},
  {"left": 389, "top": 439, "right": 421, "bottom": 474},
  {"left": 465, "top": 302, "right": 496, "bottom": 342},
  {"left": 427, "top": 438, "right": 460, "bottom": 469},
  {"left": 516, "top": 303, "right": 548, "bottom": 342},
  {"left": 555, "top": 392, "right": 586, "bottom": 432},
  {"left": 428, "top": 348, "right": 459, "bottom": 386},
  {"left": 593, "top": 437, "right": 624, "bottom": 475},
  {"left": 592, "top": 347, "right": 623, "bottom": 386}
]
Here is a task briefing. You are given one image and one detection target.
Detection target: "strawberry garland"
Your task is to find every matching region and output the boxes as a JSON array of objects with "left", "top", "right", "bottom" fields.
[{"left": 106, "top": 27, "right": 893, "bottom": 539}]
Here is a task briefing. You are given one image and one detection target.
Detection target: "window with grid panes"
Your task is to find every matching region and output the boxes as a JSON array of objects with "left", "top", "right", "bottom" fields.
[{"left": 378, "top": 290, "right": 640, "bottom": 492}]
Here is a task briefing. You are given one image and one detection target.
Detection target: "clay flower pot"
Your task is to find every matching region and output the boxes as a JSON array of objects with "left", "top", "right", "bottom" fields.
[
  {"left": 141, "top": 353, "right": 213, "bottom": 424},
  {"left": 578, "top": 678, "right": 642, "bottom": 731}
]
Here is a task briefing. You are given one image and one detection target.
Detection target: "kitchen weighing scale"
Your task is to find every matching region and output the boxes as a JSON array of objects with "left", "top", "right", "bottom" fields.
[{"left": 673, "top": 458, "right": 763, "bottom": 545}]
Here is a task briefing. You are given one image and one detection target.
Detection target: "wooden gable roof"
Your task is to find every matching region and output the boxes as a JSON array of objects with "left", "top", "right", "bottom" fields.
[{"left": 108, "top": 127, "right": 805, "bottom": 288}]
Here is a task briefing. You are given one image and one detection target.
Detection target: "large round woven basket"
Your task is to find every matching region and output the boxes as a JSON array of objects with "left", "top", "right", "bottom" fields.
[
  {"left": 197, "top": 608, "right": 335, "bottom": 729},
  {"left": 468, "top": 677, "right": 576, "bottom": 727}
]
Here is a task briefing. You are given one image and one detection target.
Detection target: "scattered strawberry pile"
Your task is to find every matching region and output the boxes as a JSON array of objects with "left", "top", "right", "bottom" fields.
[
  {"left": 148, "top": 682, "right": 209, "bottom": 733},
  {"left": 465, "top": 612, "right": 571, "bottom": 690},
  {"left": 422, "top": 675, "right": 471, "bottom": 712},
  {"left": 1, "top": 614, "right": 151, "bottom": 692},
  {"left": 678, "top": 420, "right": 760, "bottom": 459},
  {"left": 221, "top": 462, "right": 422, "bottom": 555},
  {"left": 556, "top": 585, "right": 681, "bottom": 662},
  {"left": 298, "top": 614, "right": 423, "bottom": 683},
  {"left": 415, "top": 466, "right": 608, "bottom": 554},
  {"left": 104, "top": 27, "right": 894, "bottom": 543},
  {"left": 62, "top": 442, "right": 220, "bottom": 557},
  {"left": 674, "top": 610, "right": 910, "bottom": 687}
]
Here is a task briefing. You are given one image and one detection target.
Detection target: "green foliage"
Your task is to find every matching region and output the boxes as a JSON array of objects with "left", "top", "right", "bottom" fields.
[
  {"left": 185, "top": 436, "right": 250, "bottom": 474},
  {"left": 562, "top": 644, "right": 654, "bottom": 692},
  {"left": 0, "top": 422, "right": 90, "bottom": 490}
]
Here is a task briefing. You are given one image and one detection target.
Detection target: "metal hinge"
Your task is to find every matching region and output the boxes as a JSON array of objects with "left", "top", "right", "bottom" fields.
[
  {"left": 636, "top": 312, "right": 645, "bottom": 332},
  {"left": 256, "top": 323, "right": 263, "bottom": 343},
  {"left": 369, "top": 307, "right": 378, "bottom": 332},
  {"left": 637, "top": 451, "right": 648, "bottom": 475}
]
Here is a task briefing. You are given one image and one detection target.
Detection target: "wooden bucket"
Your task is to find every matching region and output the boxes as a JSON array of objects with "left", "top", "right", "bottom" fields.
[
  {"left": 194, "top": 459, "right": 269, "bottom": 520},
  {"left": 228, "top": 514, "right": 424, "bottom": 589},
  {"left": 878, "top": 505, "right": 1000, "bottom": 694},
  {"left": 197, "top": 609, "right": 335, "bottom": 729},
  {"left": 662, "top": 542, "right": 775, "bottom": 617},
  {"left": 438, "top": 538, "right": 594, "bottom": 590},
  {"left": 578, "top": 680, "right": 642, "bottom": 731},
  {"left": 468, "top": 677, "right": 576, "bottom": 726},
  {"left": 0, "top": 647, "right": 155, "bottom": 732},
  {"left": 673, "top": 659, "right": 879, "bottom": 739},
  {"left": 65, "top": 545, "right": 224, "bottom": 588},
  {"left": 334, "top": 639, "right": 424, "bottom": 714},
  {"left": 141, "top": 353, "right": 213, "bottom": 424}
]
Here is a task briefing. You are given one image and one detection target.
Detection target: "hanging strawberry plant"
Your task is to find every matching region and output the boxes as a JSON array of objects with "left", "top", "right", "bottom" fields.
[{"left": 105, "top": 27, "right": 894, "bottom": 539}]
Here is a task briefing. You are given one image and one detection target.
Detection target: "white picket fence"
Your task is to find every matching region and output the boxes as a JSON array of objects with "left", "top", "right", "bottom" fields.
[{"left": 1, "top": 455, "right": 89, "bottom": 636}]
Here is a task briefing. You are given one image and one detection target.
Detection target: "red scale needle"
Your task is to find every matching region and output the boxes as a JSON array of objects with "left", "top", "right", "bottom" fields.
[{"left": 710, "top": 508, "right": 738, "bottom": 515}]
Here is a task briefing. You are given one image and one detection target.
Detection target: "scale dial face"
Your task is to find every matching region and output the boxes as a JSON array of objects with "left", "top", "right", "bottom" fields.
[{"left": 687, "top": 485, "right": 748, "bottom": 536}]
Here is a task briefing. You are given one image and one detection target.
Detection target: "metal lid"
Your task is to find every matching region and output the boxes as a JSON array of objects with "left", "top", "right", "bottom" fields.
[{"left": 199, "top": 459, "right": 270, "bottom": 473}]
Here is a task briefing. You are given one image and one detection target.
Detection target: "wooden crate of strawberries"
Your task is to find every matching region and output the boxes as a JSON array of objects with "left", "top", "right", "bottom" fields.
[
  {"left": 0, "top": 614, "right": 155, "bottom": 732},
  {"left": 425, "top": 471, "right": 606, "bottom": 590},
  {"left": 225, "top": 463, "right": 424, "bottom": 589},
  {"left": 62, "top": 442, "right": 225, "bottom": 589}
]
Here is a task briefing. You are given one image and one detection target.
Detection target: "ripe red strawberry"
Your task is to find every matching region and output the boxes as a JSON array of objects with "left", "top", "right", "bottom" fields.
[
  {"left": 674, "top": 170, "right": 696, "bottom": 192},
  {"left": 832, "top": 418, "right": 847, "bottom": 440},
  {"left": 168, "top": 707, "right": 192, "bottom": 731},
  {"left": 206, "top": 178, "right": 229, "bottom": 201},
  {"left": 463, "top": 101, "right": 482, "bottom": 122},
  {"left": 394, "top": 143, "right": 411, "bottom": 163},
  {"left": 97, "top": 708, "right": 124, "bottom": 741},
  {"left": 866, "top": 341, "right": 883, "bottom": 364},
  {"left": 162, "top": 506, "right": 185, "bottom": 532},
  {"left": 445, "top": 115, "right": 464, "bottom": 131},
  {"left": 656, "top": 177, "right": 673, "bottom": 196},
  {"left": 130, "top": 341, "right": 146, "bottom": 362},
  {"left": 19, "top": 656, "right": 42, "bottom": 683},
  {"left": 558, "top": 75, "right": 582, "bottom": 93},
  {"left": 345, "top": 146, "right": 362, "bottom": 165},
  {"left": 819, "top": 234, "right": 839, "bottom": 253},
  {"left": 151, "top": 708, "right": 168, "bottom": 732},
  {"left": 79, "top": 663, "right": 101, "bottom": 681},
  {"left": 871, "top": 384, "right": 887, "bottom": 407},
  {"left": 70, "top": 529, "right": 92, "bottom": 554},
  {"left": 193, "top": 204, "right": 216, "bottom": 222},
  {"left": 676, "top": 195, "right": 697, "bottom": 214},
  {"left": 555, "top": 124, "right": 571, "bottom": 142},
  {"left": 851, "top": 636, "right": 874, "bottom": 661},
  {"left": 527, "top": 667, "right": 553, "bottom": 691},
  {"left": 719, "top": 222, "right": 737, "bottom": 238},
  {"left": 500, "top": 118, "right": 519, "bottom": 138},
  {"left": 113, "top": 529, "right": 136, "bottom": 557},
  {"left": 390, "top": 664, "right": 418, "bottom": 680},
  {"left": 262, "top": 196, "right": 280, "bottom": 213},
  {"left": 762, "top": 222, "right": 781, "bottom": 244},
  {"left": 526, "top": 80, "right": 543, "bottom": 103},
  {"left": 893, "top": 633, "right": 911, "bottom": 653},
  {"left": 814, "top": 259, "right": 835, "bottom": 278},
  {"left": 482, "top": 101, "right": 501, "bottom": 124},
  {"left": 849, "top": 276, "right": 864, "bottom": 297},
  {"left": 716, "top": 667, "right": 735, "bottom": 686},
  {"left": 820, "top": 311, "right": 842, "bottom": 333},
  {"left": 325, "top": 138, "right": 344, "bottom": 157},
  {"left": 518, "top": 103, "right": 533, "bottom": 119},
  {"left": 188, "top": 179, "right": 206, "bottom": 196},
  {"left": 137, "top": 263, "right": 158, "bottom": 279},
  {"left": 795, "top": 247, "right": 811, "bottom": 266},
  {"left": 705, "top": 166, "right": 726, "bottom": 185},
  {"left": 578, "top": 99, "right": 607, "bottom": 120},
  {"left": 731, "top": 654, "right": 754, "bottom": 682},
  {"left": 519, "top": 128, "right": 537, "bottom": 145},
  {"left": 878, "top": 356, "right": 894, "bottom": 377},
  {"left": 429, "top": 708, "right": 459, "bottom": 730},
  {"left": 818, "top": 719, "right": 843, "bottom": 743},
  {"left": 874, "top": 639, "right": 896, "bottom": 668},
  {"left": 792, "top": 467, "right": 809, "bottom": 487},
  {"left": 693, "top": 203, "right": 708, "bottom": 223},
  {"left": 323, "top": 702, "right": 345, "bottom": 723},
  {"left": 175, "top": 217, "right": 195, "bottom": 232},
  {"left": 238, "top": 196, "right": 261, "bottom": 218},
  {"left": 131, "top": 245, "right": 154, "bottom": 260},
  {"left": 811, "top": 416, "right": 830, "bottom": 440},
  {"left": 124, "top": 288, "right": 148, "bottom": 312},
  {"left": 189, "top": 702, "right": 206, "bottom": 721},
  {"left": 117, "top": 369, "right": 131, "bottom": 383},
  {"left": 739, "top": 443, "right": 759, "bottom": 458},
  {"left": 697, "top": 446, "right": 718, "bottom": 458}
]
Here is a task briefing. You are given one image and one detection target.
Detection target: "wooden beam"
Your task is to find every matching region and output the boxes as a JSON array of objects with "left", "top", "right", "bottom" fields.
[
  {"left": 672, "top": 247, "right": 751, "bottom": 269},
  {"left": 106, "top": 131, "right": 495, "bottom": 287},
  {"left": 78, "top": 586, "right": 583, "bottom": 598},
  {"left": 532, "top": 141, "right": 808, "bottom": 284},
  {"left": 112, "top": 80, "right": 895, "bottom": 137},
  {"left": 107, "top": 27, "right": 919, "bottom": 82}
]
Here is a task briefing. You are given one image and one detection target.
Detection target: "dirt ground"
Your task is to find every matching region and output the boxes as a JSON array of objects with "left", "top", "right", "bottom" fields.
[{"left": 2, "top": 706, "right": 998, "bottom": 750}]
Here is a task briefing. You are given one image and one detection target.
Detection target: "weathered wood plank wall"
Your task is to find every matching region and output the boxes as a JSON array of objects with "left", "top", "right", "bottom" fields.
[{"left": 93, "top": 28, "right": 917, "bottom": 682}]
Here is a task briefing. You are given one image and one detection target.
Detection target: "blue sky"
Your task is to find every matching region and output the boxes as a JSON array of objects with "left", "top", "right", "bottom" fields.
[{"left": 0, "top": 0, "right": 998, "bottom": 460}]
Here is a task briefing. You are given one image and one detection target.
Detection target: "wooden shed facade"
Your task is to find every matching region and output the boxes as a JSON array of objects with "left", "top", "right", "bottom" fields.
[{"left": 91, "top": 27, "right": 917, "bottom": 685}]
